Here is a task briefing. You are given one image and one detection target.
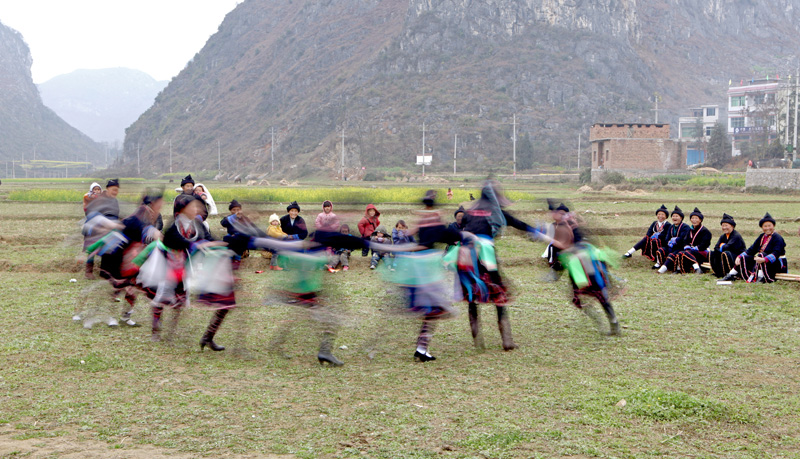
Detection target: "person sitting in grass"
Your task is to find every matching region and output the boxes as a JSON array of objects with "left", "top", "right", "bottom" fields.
[
  {"left": 659, "top": 207, "right": 712, "bottom": 275},
  {"left": 369, "top": 225, "right": 392, "bottom": 270},
  {"left": 709, "top": 213, "right": 746, "bottom": 278},
  {"left": 221, "top": 200, "right": 265, "bottom": 269},
  {"left": 623, "top": 204, "right": 669, "bottom": 261},
  {"left": 358, "top": 204, "right": 381, "bottom": 257},
  {"left": 653, "top": 206, "right": 690, "bottom": 271},
  {"left": 724, "top": 213, "right": 787, "bottom": 283},
  {"left": 280, "top": 201, "right": 308, "bottom": 241},
  {"left": 328, "top": 224, "right": 353, "bottom": 272},
  {"left": 315, "top": 200, "right": 340, "bottom": 232},
  {"left": 267, "top": 213, "right": 289, "bottom": 271}
]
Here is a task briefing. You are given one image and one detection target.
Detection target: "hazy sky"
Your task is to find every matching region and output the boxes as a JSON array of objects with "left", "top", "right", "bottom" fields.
[{"left": 0, "top": 0, "right": 241, "bottom": 83}]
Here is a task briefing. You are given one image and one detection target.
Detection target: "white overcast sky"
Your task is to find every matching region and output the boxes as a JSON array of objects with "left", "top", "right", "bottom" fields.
[{"left": 0, "top": 0, "right": 241, "bottom": 83}]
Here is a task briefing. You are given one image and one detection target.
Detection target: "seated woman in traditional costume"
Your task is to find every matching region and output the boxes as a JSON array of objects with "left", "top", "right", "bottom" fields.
[
  {"left": 623, "top": 204, "right": 669, "bottom": 260},
  {"left": 723, "top": 213, "right": 787, "bottom": 283},
  {"left": 659, "top": 207, "right": 712, "bottom": 274},
  {"left": 654, "top": 206, "right": 690, "bottom": 271},
  {"left": 709, "top": 213, "right": 746, "bottom": 278}
]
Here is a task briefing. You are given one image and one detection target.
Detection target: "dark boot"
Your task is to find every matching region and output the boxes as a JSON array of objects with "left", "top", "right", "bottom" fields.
[
  {"left": 200, "top": 309, "right": 229, "bottom": 351},
  {"left": 600, "top": 300, "right": 621, "bottom": 336},
  {"left": 468, "top": 302, "right": 484, "bottom": 350},
  {"left": 496, "top": 306, "right": 518, "bottom": 351},
  {"left": 84, "top": 261, "right": 95, "bottom": 280},
  {"left": 317, "top": 332, "right": 343, "bottom": 366}
]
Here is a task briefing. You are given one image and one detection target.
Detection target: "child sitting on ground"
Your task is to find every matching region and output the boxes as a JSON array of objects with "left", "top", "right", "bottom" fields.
[
  {"left": 391, "top": 220, "right": 415, "bottom": 270},
  {"left": 267, "top": 213, "right": 289, "bottom": 270},
  {"left": 328, "top": 224, "right": 353, "bottom": 272},
  {"left": 370, "top": 225, "right": 393, "bottom": 270}
]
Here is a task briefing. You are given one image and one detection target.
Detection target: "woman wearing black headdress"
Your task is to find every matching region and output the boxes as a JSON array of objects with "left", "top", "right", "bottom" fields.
[
  {"left": 623, "top": 204, "right": 670, "bottom": 261},
  {"left": 654, "top": 206, "right": 691, "bottom": 271},
  {"left": 725, "top": 213, "right": 787, "bottom": 283},
  {"left": 709, "top": 213, "right": 746, "bottom": 278},
  {"left": 457, "top": 181, "right": 537, "bottom": 351},
  {"left": 660, "top": 207, "right": 712, "bottom": 274}
]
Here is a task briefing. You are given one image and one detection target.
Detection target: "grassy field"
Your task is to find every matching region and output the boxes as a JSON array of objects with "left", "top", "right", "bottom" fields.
[{"left": 1, "top": 179, "right": 799, "bottom": 458}]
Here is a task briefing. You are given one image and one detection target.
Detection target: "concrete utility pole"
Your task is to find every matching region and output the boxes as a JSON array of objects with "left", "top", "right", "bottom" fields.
[
  {"left": 652, "top": 93, "right": 661, "bottom": 123},
  {"left": 794, "top": 68, "right": 799, "bottom": 159},
  {"left": 271, "top": 127, "right": 275, "bottom": 174},
  {"left": 341, "top": 128, "right": 345, "bottom": 181},
  {"left": 137, "top": 143, "right": 140, "bottom": 176},
  {"left": 217, "top": 140, "right": 221, "bottom": 176},
  {"left": 421, "top": 122, "right": 426, "bottom": 177},
  {"left": 786, "top": 74, "right": 792, "bottom": 147},
  {"left": 169, "top": 140, "right": 173, "bottom": 174},
  {"left": 453, "top": 134, "right": 457, "bottom": 176},
  {"left": 512, "top": 114, "right": 517, "bottom": 179},
  {"left": 577, "top": 132, "right": 582, "bottom": 169}
]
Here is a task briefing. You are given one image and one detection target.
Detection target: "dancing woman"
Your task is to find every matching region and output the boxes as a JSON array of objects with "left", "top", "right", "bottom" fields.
[
  {"left": 456, "top": 181, "right": 538, "bottom": 351},
  {"left": 725, "top": 213, "right": 787, "bottom": 283},
  {"left": 709, "top": 213, "right": 746, "bottom": 278},
  {"left": 623, "top": 204, "right": 669, "bottom": 260},
  {"left": 157, "top": 195, "right": 231, "bottom": 349}
]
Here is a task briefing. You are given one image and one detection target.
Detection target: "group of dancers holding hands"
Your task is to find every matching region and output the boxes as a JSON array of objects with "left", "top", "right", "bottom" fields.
[
  {"left": 78, "top": 176, "right": 625, "bottom": 366},
  {"left": 622, "top": 204, "right": 788, "bottom": 283}
]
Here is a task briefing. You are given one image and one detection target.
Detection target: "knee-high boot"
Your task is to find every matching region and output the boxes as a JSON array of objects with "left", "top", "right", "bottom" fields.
[
  {"left": 599, "top": 299, "right": 620, "bottom": 336},
  {"left": 200, "top": 309, "right": 229, "bottom": 351},
  {"left": 468, "top": 302, "right": 484, "bottom": 350},
  {"left": 318, "top": 331, "right": 343, "bottom": 366},
  {"left": 496, "top": 306, "right": 518, "bottom": 351}
]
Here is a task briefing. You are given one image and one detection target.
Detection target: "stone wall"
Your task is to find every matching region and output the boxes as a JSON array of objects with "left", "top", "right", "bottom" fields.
[{"left": 745, "top": 168, "right": 800, "bottom": 189}]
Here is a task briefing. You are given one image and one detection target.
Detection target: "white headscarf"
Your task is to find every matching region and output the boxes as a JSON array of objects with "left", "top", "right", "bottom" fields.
[
  {"left": 194, "top": 183, "right": 218, "bottom": 215},
  {"left": 88, "top": 182, "right": 102, "bottom": 193}
]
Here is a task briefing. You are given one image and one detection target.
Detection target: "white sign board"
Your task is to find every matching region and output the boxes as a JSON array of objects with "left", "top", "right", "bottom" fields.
[{"left": 416, "top": 155, "right": 432, "bottom": 166}]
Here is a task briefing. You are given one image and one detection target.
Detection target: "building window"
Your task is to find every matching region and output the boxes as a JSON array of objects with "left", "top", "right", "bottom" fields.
[
  {"left": 692, "top": 109, "right": 703, "bottom": 117},
  {"left": 766, "top": 93, "right": 775, "bottom": 104},
  {"left": 730, "top": 117, "right": 745, "bottom": 129},
  {"left": 706, "top": 107, "right": 716, "bottom": 117},
  {"left": 705, "top": 126, "right": 713, "bottom": 137},
  {"left": 593, "top": 151, "right": 596, "bottom": 162},
  {"left": 605, "top": 150, "right": 609, "bottom": 161},
  {"left": 753, "top": 94, "right": 765, "bottom": 105},
  {"left": 769, "top": 115, "right": 776, "bottom": 127},
  {"left": 730, "top": 96, "right": 745, "bottom": 107},
  {"left": 681, "top": 126, "right": 698, "bottom": 138}
]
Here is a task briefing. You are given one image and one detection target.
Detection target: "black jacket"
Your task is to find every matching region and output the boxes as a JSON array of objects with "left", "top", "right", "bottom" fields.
[
  {"left": 745, "top": 232, "right": 786, "bottom": 259},
  {"left": 646, "top": 220, "right": 668, "bottom": 238},
  {"left": 461, "top": 209, "right": 531, "bottom": 238},
  {"left": 163, "top": 218, "right": 214, "bottom": 252},
  {"left": 659, "top": 221, "right": 690, "bottom": 252},
  {"left": 679, "top": 225, "right": 712, "bottom": 251},
  {"left": 713, "top": 230, "right": 746, "bottom": 255},
  {"left": 279, "top": 215, "right": 308, "bottom": 240}
]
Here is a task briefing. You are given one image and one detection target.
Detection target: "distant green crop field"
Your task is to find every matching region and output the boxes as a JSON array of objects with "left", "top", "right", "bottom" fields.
[{"left": 7, "top": 186, "right": 538, "bottom": 204}]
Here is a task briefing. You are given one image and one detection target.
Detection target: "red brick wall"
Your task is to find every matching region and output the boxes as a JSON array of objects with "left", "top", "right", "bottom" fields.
[{"left": 589, "top": 123, "right": 670, "bottom": 141}]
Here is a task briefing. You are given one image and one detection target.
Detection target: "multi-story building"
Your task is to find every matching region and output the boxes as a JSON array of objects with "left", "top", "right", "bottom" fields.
[
  {"left": 678, "top": 104, "right": 720, "bottom": 165},
  {"left": 727, "top": 79, "right": 781, "bottom": 156},
  {"left": 678, "top": 105, "right": 720, "bottom": 140}
]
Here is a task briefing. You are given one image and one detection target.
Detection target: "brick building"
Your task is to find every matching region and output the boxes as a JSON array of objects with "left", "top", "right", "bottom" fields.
[{"left": 590, "top": 123, "right": 686, "bottom": 181}]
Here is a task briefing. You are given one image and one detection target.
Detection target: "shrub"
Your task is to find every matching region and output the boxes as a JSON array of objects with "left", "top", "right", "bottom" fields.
[
  {"left": 578, "top": 168, "right": 592, "bottom": 184},
  {"left": 602, "top": 171, "right": 626, "bottom": 185},
  {"left": 363, "top": 171, "right": 385, "bottom": 181}
]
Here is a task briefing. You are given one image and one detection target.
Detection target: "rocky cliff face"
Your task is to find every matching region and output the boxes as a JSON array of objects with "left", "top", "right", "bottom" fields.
[
  {"left": 123, "top": 0, "right": 800, "bottom": 177},
  {"left": 38, "top": 68, "right": 168, "bottom": 144},
  {"left": 0, "top": 22, "right": 102, "bottom": 165}
]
